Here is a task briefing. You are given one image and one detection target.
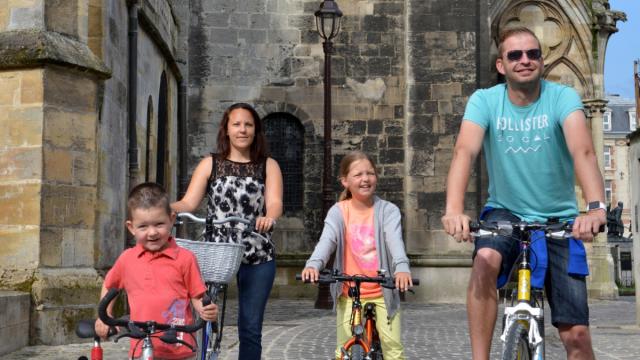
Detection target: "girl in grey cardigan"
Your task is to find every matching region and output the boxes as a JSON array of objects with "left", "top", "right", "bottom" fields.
[{"left": 301, "top": 151, "right": 413, "bottom": 360}]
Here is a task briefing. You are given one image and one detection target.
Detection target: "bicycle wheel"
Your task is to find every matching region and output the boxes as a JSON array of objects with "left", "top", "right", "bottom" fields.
[
  {"left": 349, "top": 344, "right": 365, "bottom": 360},
  {"left": 502, "top": 321, "right": 531, "bottom": 360}
]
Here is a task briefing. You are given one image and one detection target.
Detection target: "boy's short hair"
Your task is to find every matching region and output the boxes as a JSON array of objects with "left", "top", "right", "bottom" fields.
[{"left": 127, "top": 182, "right": 172, "bottom": 219}]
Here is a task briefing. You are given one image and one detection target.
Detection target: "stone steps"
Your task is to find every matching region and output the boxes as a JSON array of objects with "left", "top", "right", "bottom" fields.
[{"left": 0, "top": 291, "right": 30, "bottom": 356}]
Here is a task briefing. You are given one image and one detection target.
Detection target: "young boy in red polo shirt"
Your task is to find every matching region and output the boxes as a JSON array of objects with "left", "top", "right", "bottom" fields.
[{"left": 95, "top": 182, "right": 217, "bottom": 360}]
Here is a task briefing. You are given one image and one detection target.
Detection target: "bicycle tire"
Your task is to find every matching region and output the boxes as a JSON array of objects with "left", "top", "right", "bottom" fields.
[
  {"left": 502, "top": 321, "right": 531, "bottom": 360},
  {"left": 349, "top": 344, "right": 365, "bottom": 360}
]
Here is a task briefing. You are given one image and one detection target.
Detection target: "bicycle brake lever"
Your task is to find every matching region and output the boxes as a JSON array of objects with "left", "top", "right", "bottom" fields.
[
  {"left": 113, "top": 331, "right": 133, "bottom": 342},
  {"left": 159, "top": 328, "right": 179, "bottom": 344},
  {"left": 126, "top": 322, "right": 146, "bottom": 339},
  {"left": 176, "top": 339, "right": 197, "bottom": 352},
  {"left": 248, "top": 219, "right": 258, "bottom": 233},
  {"left": 381, "top": 277, "right": 396, "bottom": 290}
]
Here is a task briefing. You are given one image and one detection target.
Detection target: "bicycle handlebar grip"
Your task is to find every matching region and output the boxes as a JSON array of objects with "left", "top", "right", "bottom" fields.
[
  {"left": 98, "top": 288, "right": 122, "bottom": 327},
  {"left": 295, "top": 273, "right": 318, "bottom": 283},
  {"left": 202, "top": 292, "right": 212, "bottom": 306},
  {"left": 295, "top": 273, "right": 337, "bottom": 284}
]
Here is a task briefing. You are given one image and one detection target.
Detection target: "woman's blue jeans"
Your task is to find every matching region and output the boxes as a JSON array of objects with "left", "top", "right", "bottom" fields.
[{"left": 237, "top": 260, "right": 276, "bottom": 360}]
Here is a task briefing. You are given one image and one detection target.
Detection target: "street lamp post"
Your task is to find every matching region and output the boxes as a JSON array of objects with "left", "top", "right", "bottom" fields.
[
  {"left": 316, "top": 0, "right": 343, "bottom": 217},
  {"left": 314, "top": 0, "right": 342, "bottom": 309}
]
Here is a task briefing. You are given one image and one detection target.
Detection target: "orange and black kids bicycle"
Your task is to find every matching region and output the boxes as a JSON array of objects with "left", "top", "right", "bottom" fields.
[{"left": 298, "top": 270, "right": 419, "bottom": 360}]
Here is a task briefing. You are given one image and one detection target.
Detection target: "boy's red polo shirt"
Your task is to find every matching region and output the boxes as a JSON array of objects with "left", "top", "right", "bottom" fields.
[{"left": 105, "top": 237, "right": 206, "bottom": 359}]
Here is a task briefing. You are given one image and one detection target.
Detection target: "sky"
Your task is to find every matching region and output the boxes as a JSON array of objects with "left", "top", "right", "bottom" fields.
[{"left": 604, "top": 0, "right": 639, "bottom": 100}]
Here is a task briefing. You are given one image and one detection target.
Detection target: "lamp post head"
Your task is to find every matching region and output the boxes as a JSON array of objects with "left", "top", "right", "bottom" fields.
[{"left": 315, "top": 0, "right": 343, "bottom": 41}]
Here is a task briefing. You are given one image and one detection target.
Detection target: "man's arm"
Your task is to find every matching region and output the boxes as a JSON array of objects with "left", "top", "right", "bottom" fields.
[
  {"left": 441, "top": 121, "right": 485, "bottom": 242},
  {"left": 562, "top": 110, "right": 606, "bottom": 241}
]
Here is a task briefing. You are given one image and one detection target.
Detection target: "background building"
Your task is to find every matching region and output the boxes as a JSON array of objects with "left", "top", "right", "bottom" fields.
[
  {"left": 628, "top": 60, "right": 640, "bottom": 325},
  {"left": 0, "top": 0, "right": 626, "bottom": 349},
  {"left": 603, "top": 94, "right": 636, "bottom": 288}
]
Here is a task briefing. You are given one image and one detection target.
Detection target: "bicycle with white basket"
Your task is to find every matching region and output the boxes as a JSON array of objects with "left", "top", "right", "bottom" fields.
[{"left": 174, "top": 212, "right": 270, "bottom": 360}]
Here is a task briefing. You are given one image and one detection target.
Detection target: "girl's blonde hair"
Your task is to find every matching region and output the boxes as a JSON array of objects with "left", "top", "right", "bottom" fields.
[{"left": 338, "top": 151, "right": 379, "bottom": 201}]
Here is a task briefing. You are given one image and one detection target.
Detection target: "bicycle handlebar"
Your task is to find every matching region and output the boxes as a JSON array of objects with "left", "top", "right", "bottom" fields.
[
  {"left": 175, "top": 212, "right": 271, "bottom": 244},
  {"left": 470, "top": 220, "right": 603, "bottom": 239},
  {"left": 98, "top": 288, "right": 205, "bottom": 334},
  {"left": 296, "top": 270, "right": 420, "bottom": 288},
  {"left": 176, "top": 212, "right": 251, "bottom": 226}
]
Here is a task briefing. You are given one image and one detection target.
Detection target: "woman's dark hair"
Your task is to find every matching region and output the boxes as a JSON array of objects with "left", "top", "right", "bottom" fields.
[{"left": 216, "top": 103, "right": 269, "bottom": 162}]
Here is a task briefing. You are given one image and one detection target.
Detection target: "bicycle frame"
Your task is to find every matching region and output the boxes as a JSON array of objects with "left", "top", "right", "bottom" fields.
[
  {"left": 340, "top": 279, "right": 376, "bottom": 359},
  {"left": 500, "top": 235, "right": 545, "bottom": 359}
]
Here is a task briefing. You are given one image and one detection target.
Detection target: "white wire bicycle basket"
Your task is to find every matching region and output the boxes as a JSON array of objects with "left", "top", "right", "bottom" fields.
[{"left": 176, "top": 238, "right": 244, "bottom": 284}]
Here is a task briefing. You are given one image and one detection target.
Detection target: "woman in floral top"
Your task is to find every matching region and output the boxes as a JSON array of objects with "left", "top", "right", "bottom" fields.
[{"left": 172, "top": 103, "right": 283, "bottom": 360}]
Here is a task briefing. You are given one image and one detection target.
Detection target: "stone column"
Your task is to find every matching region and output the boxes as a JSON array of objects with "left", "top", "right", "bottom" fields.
[
  {"left": 583, "top": 99, "right": 618, "bottom": 299},
  {"left": 0, "top": 2, "right": 111, "bottom": 344}
]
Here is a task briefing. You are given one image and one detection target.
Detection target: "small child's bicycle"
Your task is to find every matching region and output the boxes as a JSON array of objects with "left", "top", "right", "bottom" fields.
[
  {"left": 175, "top": 212, "right": 271, "bottom": 360},
  {"left": 75, "top": 288, "right": 206, "bottom": 360},
  {"left": 297, "top": 269, "right": 419, "bottom": 360},
  {"left": 470, "top": 219, "right": 600, "bottom": 360}
]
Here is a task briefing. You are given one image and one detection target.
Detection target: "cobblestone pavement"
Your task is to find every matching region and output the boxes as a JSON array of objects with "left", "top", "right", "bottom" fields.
[{"left": 1, "top": 297, "right": 638, "bottom": 360}]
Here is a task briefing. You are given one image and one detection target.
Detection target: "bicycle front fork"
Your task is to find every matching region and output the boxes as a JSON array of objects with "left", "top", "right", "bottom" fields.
[{"left": 141, "top": 336, "right": 154, "bottom": 360}]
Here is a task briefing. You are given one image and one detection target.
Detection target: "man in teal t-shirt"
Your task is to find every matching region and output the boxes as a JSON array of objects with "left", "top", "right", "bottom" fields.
[
  {"left": 441, "top": 27, "right": 606, "bottom": 360},
  {"left": 464, "top": 79, "right": 582, "bottom": 222}
]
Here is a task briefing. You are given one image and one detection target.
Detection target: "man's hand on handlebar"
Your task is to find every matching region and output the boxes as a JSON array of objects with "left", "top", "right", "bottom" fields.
[
  {"left": 301, "top": 267, "right": 320, "bottom": 283},
  {"left": 572, "top": 209, "right": 606, "bottom": 242},
  {"left": 441, "top": 212, "right": 472, "bottom": 242}
]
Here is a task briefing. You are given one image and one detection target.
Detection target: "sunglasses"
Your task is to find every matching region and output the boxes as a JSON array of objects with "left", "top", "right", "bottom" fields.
[{"left": 506, "top": 49, "right": 542, "bottom": 62}]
